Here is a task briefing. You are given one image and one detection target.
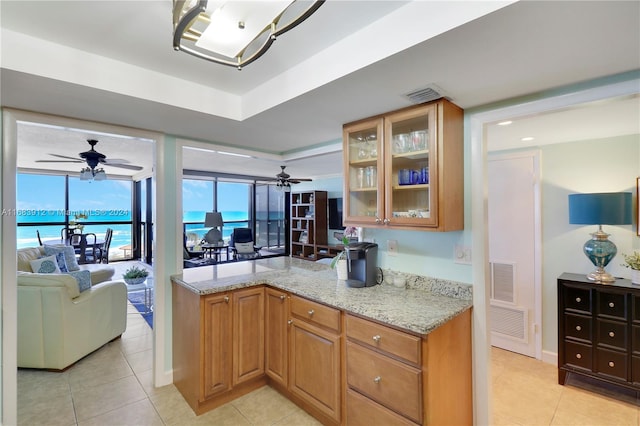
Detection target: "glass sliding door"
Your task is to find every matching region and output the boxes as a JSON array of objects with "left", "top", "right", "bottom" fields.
[{"left": 255, "top": 184, "right": 286, "bottom": 253}]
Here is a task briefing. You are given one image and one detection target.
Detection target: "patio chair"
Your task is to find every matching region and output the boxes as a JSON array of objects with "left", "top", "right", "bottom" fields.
[
  {"left": 36, "top": 230, "right": 43, "bottom": 246},
  {"left": 183, "top": 233, "right": 204, "bottom": 260},
  {"left": 98, "top": 228, "right": 113, "bottom": 264},
  {"left": 229, "top": 228, "right": 261, "bottom": 261},
  {"left": 73, "top": 233, "right": 99, "bottom": 264}
]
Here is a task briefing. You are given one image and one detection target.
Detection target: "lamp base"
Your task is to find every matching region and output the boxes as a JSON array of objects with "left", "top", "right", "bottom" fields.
[{"left": 587, "top": 267, "right": 616, "bottom": 283}]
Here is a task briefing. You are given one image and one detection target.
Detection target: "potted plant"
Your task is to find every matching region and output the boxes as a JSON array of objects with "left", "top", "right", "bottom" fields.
[
  {"left": 330, "top": 226, "right": 358, "bottom": 280},
  {"left": 123, "top": 265, "right": 149, "bottom": 285},
  {"left": 621, "top": 251, "right": 640, "bottom": 284}
]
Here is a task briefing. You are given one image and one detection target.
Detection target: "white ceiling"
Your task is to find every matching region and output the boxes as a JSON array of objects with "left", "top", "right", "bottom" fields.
[{"left": 2, "top": 1, "right": 639, "bottom": 182}]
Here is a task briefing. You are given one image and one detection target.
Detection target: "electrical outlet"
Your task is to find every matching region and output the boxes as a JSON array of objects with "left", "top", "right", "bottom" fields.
[{"left": 387, "top": 239, "right": 398, "bottom": 256}]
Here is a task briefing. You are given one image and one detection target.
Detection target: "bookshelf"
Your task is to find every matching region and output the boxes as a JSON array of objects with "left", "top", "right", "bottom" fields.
[{"left": 290, "top": 191, "right": 327, "bottom": 261}]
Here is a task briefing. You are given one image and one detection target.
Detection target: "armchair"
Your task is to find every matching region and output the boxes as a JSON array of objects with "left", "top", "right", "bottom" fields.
[{"left": 229, "top": 228, "right": 261, "bottom": 260}]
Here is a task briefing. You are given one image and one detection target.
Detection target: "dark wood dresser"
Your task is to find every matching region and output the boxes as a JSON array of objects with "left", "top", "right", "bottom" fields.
[{"left": 558, "top": 273, "right": 640, "bottom": 390}]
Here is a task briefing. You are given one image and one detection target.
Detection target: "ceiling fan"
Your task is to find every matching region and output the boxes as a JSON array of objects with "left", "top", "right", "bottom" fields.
[
  {"left": 36, "top": 139, "right": 144, "bottom": 175},
  {"left": 274, "top": 165, "right": 311, "bottom": 191}
]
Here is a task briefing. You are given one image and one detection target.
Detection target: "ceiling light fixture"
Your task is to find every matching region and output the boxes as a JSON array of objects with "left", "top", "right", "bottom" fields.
[
  {"left": 521, "top": 137, "right": 535, "bottom": 141},
  {"left": 497, "top": 120, "right": 513, "bottom": 126},
  {"left": 173, "top": 0, "right": 325, "bottom": 70},
  {"left": 79, "top": 167, "right": 107, "bottom": 182}
]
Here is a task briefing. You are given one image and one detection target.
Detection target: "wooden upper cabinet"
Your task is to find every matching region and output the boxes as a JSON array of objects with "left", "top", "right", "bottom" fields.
[{"left": 343, "top": 99, "right": 463, "bottom": 231}]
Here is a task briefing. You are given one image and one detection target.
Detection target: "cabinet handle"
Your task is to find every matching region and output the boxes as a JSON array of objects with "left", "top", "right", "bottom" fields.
[
  {"left": 372, "top": 335, "right": 381, "bottom": 343},
  {"left": 287, "top": 320, "right": 293, "bottom": 325},
  {"left": 576, "top": 297, "right": 581, "bottom": 303},
  {"left": 609, "top": 361, "right": 615, "bottom": 368},
  {"left": 576, "top": 353, "right": 582, "bottom": 359},
  {"left": 280, "top": 295, "right": 286, "bottom": 301},
  {"left": 373, "top": 376, "right": 382, "bottom": 384},
  {"left": 609, "top": 331, "right": 615, "bottom": 338},
  {"left": 609, "top": 302, "right": 615, "bottom": 308},
  {"left": 375, "top": 217, "right": 382, "bottom": 224},
  {"left": 224, "top": 296, "right": 230, "bottom": 303},
  {"left": 308, "top": 309, "right": 314, "bottom": 316},
  {"left": 383, "top": 218, "right": 390, "bottom": 225}
]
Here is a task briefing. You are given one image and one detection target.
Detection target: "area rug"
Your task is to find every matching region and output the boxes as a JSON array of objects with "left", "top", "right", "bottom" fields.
[{"left": 127, "top": 284, "right": 153, "bottom": 328}]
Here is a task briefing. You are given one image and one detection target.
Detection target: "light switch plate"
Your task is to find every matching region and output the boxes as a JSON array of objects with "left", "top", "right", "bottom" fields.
[
  {"left": 454, "top": 245, "right": 472, "bottom": 264},
  {"left": 387, "top": 239, "right": 398, "bottom": 256}
]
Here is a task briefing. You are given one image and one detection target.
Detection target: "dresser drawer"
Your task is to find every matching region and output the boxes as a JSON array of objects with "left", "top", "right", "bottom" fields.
[
  {"left": 633, "top": 296, "right": 640, "bottom": 323},
  {"left": 563, "top": 340, "right": 592, "bottom": 370},
  {"left": 346, "top": 341, "right": 422, "bottom": 423},
  {"left": 632, "top": 326, "right": 640, "bottom": 355},
  {"left": 564, "top": 313, "right": 592, "bottom": 342},
  {"left": 346, "top": 314, "right": 421, "bottom": 365},
  {"left": 597, "top": 291, "right": 627, "bottom": 320},
  {"left": 290, "top": 295, "right": 340, "bottom": 333},
  {"left": 632, "top": 356, "right": 640, "bottom": 385},
  {"left": 563, "top": 286, "right": 592, "bottom": 313},
  {"left": 596, "top": 319, "right": 628, "bottom": 351},
  {"left": 596, "top": 348, "right": 627, "bottom": 381},
  {"left": 346, "top": 389, "right": 419, "bottom": 426}
]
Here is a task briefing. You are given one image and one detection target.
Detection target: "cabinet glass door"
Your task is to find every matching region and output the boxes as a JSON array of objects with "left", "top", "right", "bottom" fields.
[
  {"left": 384, "top": 104, "right": 437, "bottom": 227},
  {"left": 343, "top": 118, "right": 384, "bottom": 225}
]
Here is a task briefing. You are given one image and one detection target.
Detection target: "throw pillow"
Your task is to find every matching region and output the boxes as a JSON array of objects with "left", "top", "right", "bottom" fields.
[
  {"left": 29, "top": 255, "right": 62, "bottom": 274},
  {"left": 235, "top": 242, "right": 255, "bottom": 254},
  {"left": 44, "top": 245, "right": 80, "bottom": 271},
  {"left": 66, "top": 270, "right": 92, "bottom": 293},
  {"left": 52, "top": 251, "right": 69, "bottom": 273}
]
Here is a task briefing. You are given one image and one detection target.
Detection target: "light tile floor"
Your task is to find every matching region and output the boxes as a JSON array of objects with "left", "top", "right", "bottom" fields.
[{"left": 18, "top": 293, "right": 640, "bottom": 425}]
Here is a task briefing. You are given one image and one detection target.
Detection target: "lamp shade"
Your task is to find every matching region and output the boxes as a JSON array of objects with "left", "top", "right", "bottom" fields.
[
  {"left": 204, "top": 211, "right": 223, "bottom": 227},
  {"left": 568, "top": 192, "right": 632, "bottom": 225}
]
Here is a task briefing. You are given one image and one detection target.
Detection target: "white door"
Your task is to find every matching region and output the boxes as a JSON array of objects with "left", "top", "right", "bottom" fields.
[{"left": 488, "top": 151, "right": 541, "bottom": 358}]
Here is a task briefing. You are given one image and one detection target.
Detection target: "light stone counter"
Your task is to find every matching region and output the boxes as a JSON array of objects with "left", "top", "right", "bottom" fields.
[{"left": 171, "top": 256, "right": 472, "bottom": 336}]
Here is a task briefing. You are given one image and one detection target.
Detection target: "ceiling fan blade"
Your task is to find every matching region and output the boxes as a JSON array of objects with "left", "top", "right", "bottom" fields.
[
  {"left": 291, "top": 178, "right": 312, "bottom": 182},
  {"left": 47, "top": 154, "right": 83, "bottom": 161},
  {"left": 103, "top": 163, "right": 143, "bottom": 171},
  {"left": 103, "top": 158, "right": 132, "bottom": 165},
  {"left": 36, "top": 160, "right": 83, "bottom": 163}
]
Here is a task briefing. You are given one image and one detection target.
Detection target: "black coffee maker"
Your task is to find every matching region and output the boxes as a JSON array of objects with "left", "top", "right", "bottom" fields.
[{"left": 344, "top": 242, "right": 379, "bottom": 288}]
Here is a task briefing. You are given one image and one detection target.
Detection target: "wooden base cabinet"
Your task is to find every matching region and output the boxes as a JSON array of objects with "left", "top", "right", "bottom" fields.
[
  {"left": 265, "top": 287, "right": 289, "bottom": 387},
  {"left": 172, "top": 285, "right": 266, "bottom": 415}
]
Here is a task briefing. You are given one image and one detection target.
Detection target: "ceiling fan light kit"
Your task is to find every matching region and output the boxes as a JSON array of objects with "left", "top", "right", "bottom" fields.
[
  {"left": 172, "top": 0, "right": 325, "bottom": 70},
  {"left": 274, "top": 165, "right": 311, "bottom": 191}
]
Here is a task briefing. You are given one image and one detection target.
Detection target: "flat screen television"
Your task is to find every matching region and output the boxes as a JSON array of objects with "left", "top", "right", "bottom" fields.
[{"left": 328, "top": 198, "right": 345, "bottom": 230}]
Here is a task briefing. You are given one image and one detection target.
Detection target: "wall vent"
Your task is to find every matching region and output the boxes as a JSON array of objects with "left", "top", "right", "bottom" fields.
[
  {"left": 491, "top": 262, "right": 515, "bottom": 303},
  {"left": 490, "top": 303, "right": 528, "bottom": 343},
  {"left": 404, "top": 84, "right": 448, "bottom": 104}
]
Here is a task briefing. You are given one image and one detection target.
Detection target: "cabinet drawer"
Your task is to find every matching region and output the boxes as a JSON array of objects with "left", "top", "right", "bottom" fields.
[
  {"left": 563, "top": 340, "right": 592, "bottom": 370},
  {"left": 290, "top": 295, "right": 341, "bottom": 333},
  {"left": 346, "top": 389, "right": 419, "bottom": 426},
  {"left": 564, "top": 313, "right": 592, "bottom": 342},
  {"left": 563, "top": 286, "right": 592, "bottom": 313},
  {"left": 596, "top": 348, "right": 627, "bottom": 381},
  {"left": 346, "top": 341, "right": 422, "bottom": 423},
  {"left": 346, "top": 314, "right": 421, "bottom": 365},
  {"left": 597, "top": 291, "right": 627, "bottom": 320},
  {"left": 596, "top": 319, "right": 628, "bottom": 351}
]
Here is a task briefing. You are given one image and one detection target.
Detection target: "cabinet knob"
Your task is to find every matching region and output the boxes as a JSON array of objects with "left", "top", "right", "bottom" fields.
[
  {"left": 383, "top": 218, "right": 390, "bottom": 225},
  {"left": 576, "top": 325, "right": 582, "bottom": 331},
  {"left": 375, "top": 217, "right": 382, "bottom": 224},
  {"left": 372, "top": 335, "right": 381, "bottom": 343},
  {"left": 287, "top": 319, "right": 293, "bottom": 325},
  {"left": 373, "top": 376, "right": 382, "bottom": 384},
  {"left": 609, "top": 331, "right": 615, "bottom": 338},
  {"left": 609, "top": 361, "right": 615, "bottom": 368},
  {"left": 224, "top": 296, "right": 230, "bottom": 303},
  {"left": 280, "top": 295, "right": 286, "bottom": 301},
  {"left": 576, "top": 353, "right": 582, "bottom": 359},
  {"left": 308, "top": 309, "right": 315, "bottom": 316},
  {"left": 576, "top": 297, "right": 581, "bottom": 303},
  {"left": 609, "top": 302, "right": 615, "bottom": 308}
]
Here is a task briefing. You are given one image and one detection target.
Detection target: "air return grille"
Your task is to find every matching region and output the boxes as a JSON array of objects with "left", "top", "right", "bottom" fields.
[
  {"left": 404, "top": 84, "right": 446, "bottom": 104},
  {"left": 491, "top": 262, "right": 515, "bottom": 303},
  {"left": 491, "top": 304, "right": 528, "bottom": 342}
]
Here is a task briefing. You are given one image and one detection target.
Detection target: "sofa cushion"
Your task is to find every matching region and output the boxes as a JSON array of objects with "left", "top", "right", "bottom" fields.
[
  {"left": 17, "top": 271, "right": 81, "bottom": 299},
  {"left": 67, "top": 270, "right": 92, "bottom": 293},
  {"left": 29, "top": 255, "right": 61, "bottom": 274},
  {"left": 17, "top": 247, "right": 45, "bottom": 272},
  {"left": 44, "top": 245, "right": 80, "bottom": 271}
]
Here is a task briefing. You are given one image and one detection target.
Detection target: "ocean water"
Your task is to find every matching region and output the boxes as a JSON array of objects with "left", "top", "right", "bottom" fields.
[{"left": 16, "top": 210, "right": 265, "bottom": 252}]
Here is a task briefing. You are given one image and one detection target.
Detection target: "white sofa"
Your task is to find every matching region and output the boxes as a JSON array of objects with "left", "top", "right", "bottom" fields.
[{"left": 17, "top": 247, "right": 127, "bottom": 370}]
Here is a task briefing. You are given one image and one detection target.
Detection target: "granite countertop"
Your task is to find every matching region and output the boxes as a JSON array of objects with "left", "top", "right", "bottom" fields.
[{"left": 171, "top": 257, "right": 472, "bottom": 336}]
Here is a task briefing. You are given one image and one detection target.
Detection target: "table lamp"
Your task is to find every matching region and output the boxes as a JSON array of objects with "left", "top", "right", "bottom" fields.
[
  {"left": 203, "top": 211, "right": 224, "bottom": 244},
  {"left": 568, "top": 192, "right": 632, "bottom": 283}
]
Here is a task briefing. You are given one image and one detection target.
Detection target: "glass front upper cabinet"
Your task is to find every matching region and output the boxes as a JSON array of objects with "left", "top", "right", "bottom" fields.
[
  {"left": 384, "top": 104, "right": 437, "bottom": 227},
  {"left": 343, "top": 118, "right": 384, "bottom": 225}
]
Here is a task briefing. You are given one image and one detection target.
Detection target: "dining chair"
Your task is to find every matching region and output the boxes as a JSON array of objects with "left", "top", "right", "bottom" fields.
[
  {"left": 36, "top": 230, "right": 43, "bottom": 246},
  {"left": 98, "top": 228, "right": 113, "bottom": 264},
  {"left": 74, "top": 233, "right": 99, "bottom": 264}
]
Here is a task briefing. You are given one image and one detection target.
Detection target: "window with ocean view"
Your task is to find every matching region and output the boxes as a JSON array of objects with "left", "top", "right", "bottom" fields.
[{"left": 17, "top": 173, "right": 135, "bottom": 261}]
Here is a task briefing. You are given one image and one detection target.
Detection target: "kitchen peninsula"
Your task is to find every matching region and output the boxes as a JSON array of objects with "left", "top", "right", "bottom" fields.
[{"left": 171, "top": 257, "right": 473, "bottom": 425}]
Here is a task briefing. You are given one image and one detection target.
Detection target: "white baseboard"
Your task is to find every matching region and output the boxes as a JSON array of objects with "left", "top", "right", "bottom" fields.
[
  {"left": 542, "top": 350, "right": 557, "bottom": 366},
  {"left": 155, "top": 369, "right": 173, "bottom": 388}
]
